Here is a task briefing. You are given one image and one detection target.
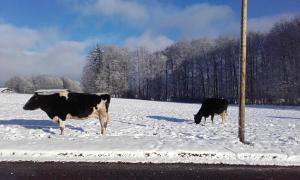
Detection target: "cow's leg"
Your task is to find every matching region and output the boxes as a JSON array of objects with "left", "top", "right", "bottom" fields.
[
  {"left": 99, "top": 117, "right": 105, "bottom": 135},
  {"left": 211, "top": 114, "right": 214, "bottom": 125},
  {"left": 221, "top": 112, "right": 225, "bottom": 124},
  {"left": 53, "top": 116, "right": 64, "bottom": 134},
  {"left": 58, "top": 119, "right": 65, "bottom": 135},
  {"left": 104, "top": 115, "right": 109, "bottom": 129},
  {"left": 97, "top": 99, "right": 109, "bottom": 135},
  {"left": 98, "top": 111, "right": 108, "bottom": 135}
]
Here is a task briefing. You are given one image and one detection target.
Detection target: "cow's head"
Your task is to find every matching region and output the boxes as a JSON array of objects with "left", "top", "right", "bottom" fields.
[
  {"left": 23, "top": 93, "right": 41, "bottom": 110},
  {"left": 194, "top": 114, "right": 202, "bottom": 124}
]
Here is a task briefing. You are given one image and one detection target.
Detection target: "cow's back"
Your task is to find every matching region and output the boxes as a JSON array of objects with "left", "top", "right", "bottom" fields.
[
  {"left": 202, "top": 98, "right": 228, "bottom": 115},
  {"left": 38, "top": 92, "right": 111, "bottom": 120},
  {"left": 66, "top": 93, "right": 108, "bottom": 118}
]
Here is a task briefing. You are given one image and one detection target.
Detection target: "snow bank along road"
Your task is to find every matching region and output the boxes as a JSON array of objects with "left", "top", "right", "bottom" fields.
[{"left": 0, "top": 93, "right": 299, "bottom": 165}]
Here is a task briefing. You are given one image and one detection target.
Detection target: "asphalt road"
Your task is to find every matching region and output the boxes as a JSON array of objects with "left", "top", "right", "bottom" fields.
[{"left": 0, "top": 162, "right": 299, "bottom": 180}]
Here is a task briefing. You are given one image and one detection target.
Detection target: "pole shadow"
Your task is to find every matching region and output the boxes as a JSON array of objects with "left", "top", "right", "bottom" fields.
[{"left": 146, "top": 115, "right": 190, "bottom": 123}]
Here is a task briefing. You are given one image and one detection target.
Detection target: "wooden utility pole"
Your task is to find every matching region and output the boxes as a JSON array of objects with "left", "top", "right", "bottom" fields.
[{"left": 239, "top": 0, "right": 247, "bottom": 143}]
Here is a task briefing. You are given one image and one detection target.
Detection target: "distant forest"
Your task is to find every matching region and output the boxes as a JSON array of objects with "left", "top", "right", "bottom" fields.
[
  {"left": 5, "top": 75, "right": 82, "bottom": 93},
  {"left": 82, "top": 16, "right": 300, "bottom": 105}
]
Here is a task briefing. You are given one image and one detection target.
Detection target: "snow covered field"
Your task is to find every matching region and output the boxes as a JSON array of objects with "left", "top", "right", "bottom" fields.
[{"left": 0, "top": 93, "right": 299, "bottom": 165}]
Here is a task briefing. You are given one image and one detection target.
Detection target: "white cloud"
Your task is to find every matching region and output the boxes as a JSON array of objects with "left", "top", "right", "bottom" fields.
[
  {"left": 150, "top": 3, "right": 238, "bottom": 38},
  {"left": 72, "top": 1, "right": 299, "bottom": 40},
  {"left": 248, "top": 14, "right": 295, "bottom": 33},
  {"left": 0, "top": 22, "right": 87, "bottom": 84},
  {"left": 73, "top": 1, "right": 238, "bottom": 38},
  {"left": 76, "top": 0, "right": 148, "bottom": 22},
  {"left": 0, "top": 23, "right": 41, "bottom": 51},
  {"left": 125, "top": 31, "right": 174, "bottom": 52}
]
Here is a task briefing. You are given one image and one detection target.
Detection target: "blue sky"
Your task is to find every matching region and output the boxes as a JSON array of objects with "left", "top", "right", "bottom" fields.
[{"left": 0, "top": 0, "right": 299, "bottom": 83}]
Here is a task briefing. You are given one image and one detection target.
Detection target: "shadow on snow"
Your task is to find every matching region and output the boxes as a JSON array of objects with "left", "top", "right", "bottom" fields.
[
  {"left": 0, "top": 119, "right": 84, "bottom": 134},
  {"left": 147, "top": 115, "right": 190, "bottom": 123}
]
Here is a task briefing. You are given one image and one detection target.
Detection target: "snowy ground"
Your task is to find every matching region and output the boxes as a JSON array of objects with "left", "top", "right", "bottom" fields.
[{"left": 0, "top": 93, "right": 299, "bottom": 166}]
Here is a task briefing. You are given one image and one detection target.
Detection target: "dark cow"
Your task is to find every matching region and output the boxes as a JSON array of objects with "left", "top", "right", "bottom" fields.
[
  {"left": 23, "top": 90, "right": 111, "bottom": 135},
  {"left": 194, "top": 98, "right": 228, "bottom": 125}
]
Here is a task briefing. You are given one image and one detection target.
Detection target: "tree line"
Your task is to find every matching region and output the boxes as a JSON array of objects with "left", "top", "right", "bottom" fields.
[
  {"left": 5, "top": 75, "right": 82, "bottom": 93},
  {"left": 81, "top": 16, "right": 300, "bottom": 105}
]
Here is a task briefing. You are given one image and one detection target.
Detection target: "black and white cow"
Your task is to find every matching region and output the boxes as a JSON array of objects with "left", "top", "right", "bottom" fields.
[
  {"left": 23, "top": 90, "right": 111, "bottom": 135},
  {"left": 194, "top": 98, "right": 228, "bottom": 125}
]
